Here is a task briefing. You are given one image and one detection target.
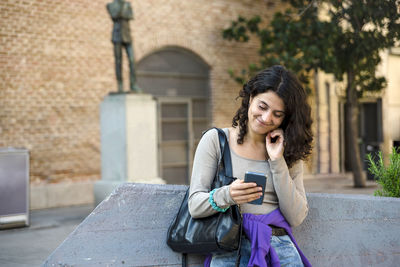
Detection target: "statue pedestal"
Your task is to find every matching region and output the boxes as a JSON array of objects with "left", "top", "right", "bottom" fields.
[{"left": 94, "top": 93, "right": 164, "bottom": 205}]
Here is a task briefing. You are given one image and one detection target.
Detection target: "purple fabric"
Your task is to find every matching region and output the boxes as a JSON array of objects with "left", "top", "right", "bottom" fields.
[
  {"left": 204, "top": 208, "right": 311, "bottom": 267},
  {"left": 204, "top": 254, "right": 212, "bottom": 267},
  {"left": 242, "top": 209, "right": 311, "bottom": 267}
]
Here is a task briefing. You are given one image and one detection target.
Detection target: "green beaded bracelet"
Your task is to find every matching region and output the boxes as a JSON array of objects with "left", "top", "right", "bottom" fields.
[{"left": 209, "top": 188, "right": 229, "bottom": 212}]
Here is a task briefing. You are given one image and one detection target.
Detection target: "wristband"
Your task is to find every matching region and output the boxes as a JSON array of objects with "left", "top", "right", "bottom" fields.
[{"left": 209, "top": 188, "right": 229, "bottom": 212}]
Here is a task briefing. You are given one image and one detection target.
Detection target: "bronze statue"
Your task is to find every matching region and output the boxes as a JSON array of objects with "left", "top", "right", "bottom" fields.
[{"left": 107, "top": 0, "right": 141, "bottom": 93}]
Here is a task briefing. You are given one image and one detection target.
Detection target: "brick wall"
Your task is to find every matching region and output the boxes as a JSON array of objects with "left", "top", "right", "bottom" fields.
[
  {"left": 1, "top": 0, "right": 116, "bottom": 184},
  {"left": 132, "top": 0, "right": 284, "bottom": 127},
  {"left": 1, "top": 0, "right": 286, "bottom": 184}
]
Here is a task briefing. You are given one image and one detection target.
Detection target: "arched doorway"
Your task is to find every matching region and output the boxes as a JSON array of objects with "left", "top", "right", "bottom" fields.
[{"left": 137, "top": 47, "right": 211, "bottom": 185}]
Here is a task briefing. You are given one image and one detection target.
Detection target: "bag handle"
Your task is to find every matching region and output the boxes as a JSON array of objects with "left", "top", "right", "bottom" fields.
[
  {"left": 207, "top": 128, "right": 235, "bottom": 189},
  {"left": 215, "top": 128, "right": 233, "bottom": 178},
  {"left": 215, "top": 128, "right": 242, "bottom": 267},
  {"left": 189, "top": 127, "right": 241, "bottom": 267}
]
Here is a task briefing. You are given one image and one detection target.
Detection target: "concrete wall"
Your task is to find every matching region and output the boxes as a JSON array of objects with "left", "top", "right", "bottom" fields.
[
  {"left": 30, "top": 181, "right": 93, "bottom": 210},
  {"left": 44, "top": 183, "right": 400, "bottom": 267}
]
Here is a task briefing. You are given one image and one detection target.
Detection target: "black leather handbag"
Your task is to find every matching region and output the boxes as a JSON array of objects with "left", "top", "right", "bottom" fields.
[{"left": 166, "top": 128, "right": 242, "bottom": 261}]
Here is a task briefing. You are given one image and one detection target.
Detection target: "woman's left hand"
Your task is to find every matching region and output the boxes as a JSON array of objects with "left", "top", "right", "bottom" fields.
[{"left": 266, "top": 129, "right": 285, "bottom": 161}]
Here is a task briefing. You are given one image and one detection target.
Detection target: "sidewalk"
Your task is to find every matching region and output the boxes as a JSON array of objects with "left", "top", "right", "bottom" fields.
[
  {"left": 0, "top": 175, "right": 379, "bottom": 266},
  {"left": 304, "top": 173, "right": 378, "bottom": 195},
  {"left": 0, "top": 205, "right": 94, "bottom": 267}
]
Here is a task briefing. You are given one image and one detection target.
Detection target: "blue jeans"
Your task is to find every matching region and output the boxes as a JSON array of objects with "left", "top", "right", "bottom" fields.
[{"left": 210, "top": 235, "right": 304, "bottom": 267}]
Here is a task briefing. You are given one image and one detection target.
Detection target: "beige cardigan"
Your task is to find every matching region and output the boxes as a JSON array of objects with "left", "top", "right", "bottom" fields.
[{"left": 188, "top": 128, "right": 308, "bottom": 227}]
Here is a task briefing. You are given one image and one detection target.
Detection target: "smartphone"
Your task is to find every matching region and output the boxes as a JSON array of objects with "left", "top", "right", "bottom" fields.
[{"left": 244, "top": 171, "right": 267, "bottom": 205}]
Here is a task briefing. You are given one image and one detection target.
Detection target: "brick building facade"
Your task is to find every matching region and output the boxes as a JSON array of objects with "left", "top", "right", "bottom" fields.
[
  {"left": 1, "top": 0, "right": 290, "bottom": 207},
  {"left": 4, "top": 1, "right": 398, "bottom": 209}
]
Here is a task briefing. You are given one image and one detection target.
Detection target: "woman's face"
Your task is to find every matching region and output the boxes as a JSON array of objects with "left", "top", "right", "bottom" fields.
[{"left": 247, "top": 91, "right": 286, "bottom": 135}]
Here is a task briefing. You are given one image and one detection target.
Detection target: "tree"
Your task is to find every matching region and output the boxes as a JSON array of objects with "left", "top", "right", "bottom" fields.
[{"left": 222, "top": 0, "right": 400, "bottom": 187}]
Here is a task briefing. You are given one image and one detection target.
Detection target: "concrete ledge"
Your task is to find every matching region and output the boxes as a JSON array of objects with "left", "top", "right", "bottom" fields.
[
  {"left": 44, "top": 183, "right": 400, "bottom": 267},
  {"left": 93, "top": 180, "right": 125, "bottom": 207},
  {"left": 93, "top": 177, "right": 166, "bottom": 206},
  {"left": 293, "top": 193, "right": 400, "bottom": 266}
]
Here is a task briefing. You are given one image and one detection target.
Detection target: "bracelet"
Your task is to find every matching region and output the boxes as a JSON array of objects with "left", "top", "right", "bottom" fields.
[{"left": 209, "top": 188, "right": 229, "bottom": 212}]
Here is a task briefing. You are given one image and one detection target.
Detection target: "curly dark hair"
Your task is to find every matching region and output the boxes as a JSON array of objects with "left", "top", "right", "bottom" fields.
[{"left": 232, "top": 65, "right": 313, "bottom": 168}]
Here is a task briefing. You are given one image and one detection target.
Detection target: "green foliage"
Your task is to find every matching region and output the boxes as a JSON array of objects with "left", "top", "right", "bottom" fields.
[
  {"left": 222, "top": 0, "right": 400, "bottom": 96},
  {"left": 367, "top": 148, "right": 400, "bottom": 198}
]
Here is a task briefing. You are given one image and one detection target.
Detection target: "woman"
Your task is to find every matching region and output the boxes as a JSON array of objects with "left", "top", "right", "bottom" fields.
[{"left": 188, "top": 65, "right": 313, "bottom": 267}]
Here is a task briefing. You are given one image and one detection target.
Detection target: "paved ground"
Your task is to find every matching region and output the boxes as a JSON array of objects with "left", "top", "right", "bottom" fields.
[
  {"left": 0, "top": 205, "right": 94, "bottom": 267},
  {"left": 0, "top": 176, "right": 379, "bottom": 267},
  {"left": 303, "top": 173, "right": 378, "bottom": 195}
]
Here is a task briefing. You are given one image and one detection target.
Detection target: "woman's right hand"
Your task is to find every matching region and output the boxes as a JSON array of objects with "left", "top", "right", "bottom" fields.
[{"left": 229, "top": 179, "right": 263, "bottom": 204}]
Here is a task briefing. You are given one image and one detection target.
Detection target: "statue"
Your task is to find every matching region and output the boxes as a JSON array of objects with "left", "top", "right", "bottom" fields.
[{"left": 107, "top": 0, "right": 141, "bottom": 93}]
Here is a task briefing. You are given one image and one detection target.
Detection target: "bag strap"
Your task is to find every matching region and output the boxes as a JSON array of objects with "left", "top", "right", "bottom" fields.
[
  {"left": 215, "top": 128, "right": 242, "bottom": 267},
  {"left": 215, "top": 128, "right": 233, "bottom": 178},
  {"left": 202, "top": 127, "right": 234, "bottom": 188},
  {"left": 195, "top": 127, "right": 241, "bottom": 267},
  {"left": 182, "top": 253, "right": 187, "bottom": 267}
]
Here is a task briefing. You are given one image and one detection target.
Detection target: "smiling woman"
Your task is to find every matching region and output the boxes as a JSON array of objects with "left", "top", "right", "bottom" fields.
[
  {"left": 232, "top": 65, "right": 313, "bottom": 168},
  {"left": 247, "top": 93, "right": 286, "bottom": 147},
  {"left": 188, "top": 65, "right": 313, "bottom": 267}
]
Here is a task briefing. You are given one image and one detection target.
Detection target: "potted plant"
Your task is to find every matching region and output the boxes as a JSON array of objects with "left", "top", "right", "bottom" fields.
[{"left": 366, "top": 147, "right": 400, "bottom": 198}]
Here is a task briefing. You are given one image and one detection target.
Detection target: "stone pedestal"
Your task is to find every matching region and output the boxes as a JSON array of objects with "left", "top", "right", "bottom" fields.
[{"left": 94, "top": 93, "right": 164, "bottom": 205}]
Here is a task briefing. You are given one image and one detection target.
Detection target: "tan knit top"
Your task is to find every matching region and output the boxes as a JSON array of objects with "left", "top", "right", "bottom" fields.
[{"left": 188, "top": 128, "right": 308, "bottom": 227}]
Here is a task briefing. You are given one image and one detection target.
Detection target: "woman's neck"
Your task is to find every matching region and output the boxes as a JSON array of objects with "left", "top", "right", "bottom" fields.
[
  {"left": 244, "top": 127, "right": 266, "bottom": 146},
  {"left": 230, "top": 126, "right": 267, "bottom": 161}
]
